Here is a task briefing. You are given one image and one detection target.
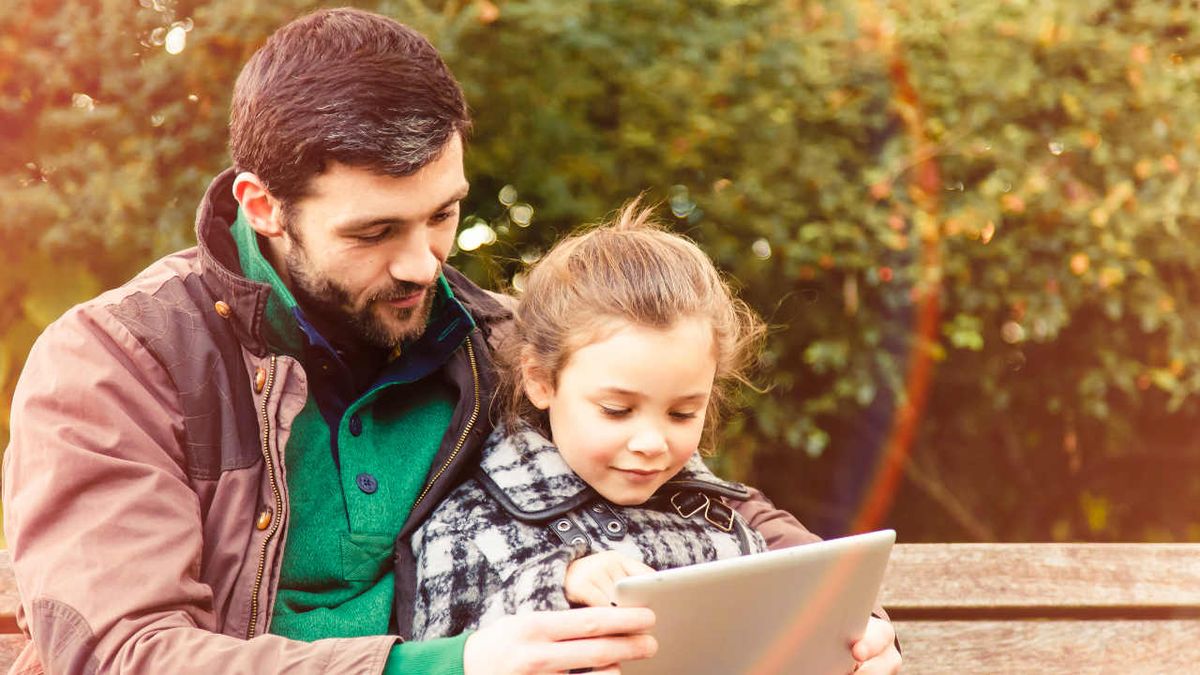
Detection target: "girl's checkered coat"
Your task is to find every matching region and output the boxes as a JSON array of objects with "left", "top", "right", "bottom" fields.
[{"left": 405, "top": 425, "right": 767, "bottom": 639}]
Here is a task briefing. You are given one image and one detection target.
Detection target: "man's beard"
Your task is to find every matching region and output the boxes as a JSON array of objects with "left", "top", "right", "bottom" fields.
[{"left": 283, "top": 243, "right": 437, "bottom": 350}]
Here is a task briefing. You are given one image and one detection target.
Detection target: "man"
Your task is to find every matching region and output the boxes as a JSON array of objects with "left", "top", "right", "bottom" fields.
[{"left": 2, "top": 8, "right": 900, "bottom": 674}]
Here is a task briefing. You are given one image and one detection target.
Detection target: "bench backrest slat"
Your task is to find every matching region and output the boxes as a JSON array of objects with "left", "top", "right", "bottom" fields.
[{"left": 880, "top": 543, "right": 1200, "bottom": 613}]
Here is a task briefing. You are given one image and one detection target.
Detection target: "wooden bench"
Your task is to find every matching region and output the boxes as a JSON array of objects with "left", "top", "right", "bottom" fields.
[
  {"left": 0, "top": 551, "right": 23, "bottom": 670},
  {"left": 0, "top": 544, "right": 1196, "bottom": 672},
  {"left": 880, "top": 543, "right": 1200, "bottom": 673}
]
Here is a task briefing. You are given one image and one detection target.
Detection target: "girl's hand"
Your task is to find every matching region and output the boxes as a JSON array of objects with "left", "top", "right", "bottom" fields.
[
  {"left": 564, "top": 551, "right": 656, "bottom": 607},
  {"left": 849, "top": 616, "right": 902, "bottom": 673}
]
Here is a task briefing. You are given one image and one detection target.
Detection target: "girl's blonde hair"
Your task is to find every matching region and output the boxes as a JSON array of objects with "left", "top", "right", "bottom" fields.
[{"left": 498, "top": 199, "right": 766, "bottom": 448}]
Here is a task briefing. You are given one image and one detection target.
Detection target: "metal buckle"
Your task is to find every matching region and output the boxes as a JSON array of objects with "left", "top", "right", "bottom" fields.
[
  {"left": 704, "top": 501, "right": 735, "bottom": 532},
  {"left": 670, "top": 491, "right": 709, "bottom": 518}
]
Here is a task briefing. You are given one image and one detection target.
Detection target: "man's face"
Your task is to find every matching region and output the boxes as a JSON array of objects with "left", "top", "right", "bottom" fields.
[{"left": 278, "top": 134, "right": 468, "bottom": 348}]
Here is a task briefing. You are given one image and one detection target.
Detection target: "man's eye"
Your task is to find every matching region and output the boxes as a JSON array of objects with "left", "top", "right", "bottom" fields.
[
  {"left": 432, "top": 208, "right": 458, "bottom": 224},
  {"left": 600, "top": 406, "right": 631, "bottom": 418},
  {"left": 353, "top": 230, "right": 389, "bottom": 243}
]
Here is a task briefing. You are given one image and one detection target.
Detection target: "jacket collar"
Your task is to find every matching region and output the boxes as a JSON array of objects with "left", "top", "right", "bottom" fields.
[
  {"left": 192, "top": 168, "right": 514, "bottom": 358},
  {"left": 475, "top": 425, "right": 752, "bottom": 523},
  {"left": 195, "top": 168, "right": 273, "bottom": 356}
]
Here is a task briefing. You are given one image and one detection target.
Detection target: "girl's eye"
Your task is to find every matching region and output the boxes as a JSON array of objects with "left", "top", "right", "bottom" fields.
[
  {"left": 670, "top": 411, "right": 699, "bottom": 420},
  {"left": 600, "top": 406, "right": 631, "bottom": 418}
]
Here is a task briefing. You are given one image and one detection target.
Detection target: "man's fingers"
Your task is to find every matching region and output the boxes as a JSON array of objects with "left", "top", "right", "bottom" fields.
[
  {"left": 850, "top": 617, "right": 895, "bottom": 661},
  {"left": 538, "top": 606, "right": 656, "bottom": 641},
  {"left": 464, "top": 609, "right": 658, "bottom": 675},
  {"left": 539, "top": 634, "right": 658, "bottom": 672}
]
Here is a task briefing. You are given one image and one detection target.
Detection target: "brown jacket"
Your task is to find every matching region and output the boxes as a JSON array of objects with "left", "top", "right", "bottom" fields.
[{"left": 2, "top": 170, "right": 822, "bottom": 674}]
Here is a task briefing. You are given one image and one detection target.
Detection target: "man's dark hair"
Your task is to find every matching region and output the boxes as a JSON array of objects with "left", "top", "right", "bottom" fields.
[{"left": 229, "top": 8, "right": 471, "bottom": 205}]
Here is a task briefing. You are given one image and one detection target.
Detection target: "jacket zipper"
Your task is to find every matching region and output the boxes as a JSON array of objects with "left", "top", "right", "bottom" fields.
[
  {"left": 411, "top": 335, "right": 479, "bottom": 513},
  {"left": 247, "top": 354, "right": 281, "bottom": 639}
]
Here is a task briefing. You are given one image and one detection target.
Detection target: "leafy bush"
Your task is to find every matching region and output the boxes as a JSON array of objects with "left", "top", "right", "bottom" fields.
[{"left": 4, "top": 0, "right": 1200, "bottom": 542}]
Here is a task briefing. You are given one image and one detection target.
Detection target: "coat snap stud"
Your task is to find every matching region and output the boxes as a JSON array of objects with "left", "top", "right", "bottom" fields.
[
  {"left": 214, "top": 300, "right": 232, "bottom": 318},
  {"left": 253, "top": 367, "right": 267, "bottom": 394},
  {"left": 255, "top": 509, "right": 272, "bottom": 531}
]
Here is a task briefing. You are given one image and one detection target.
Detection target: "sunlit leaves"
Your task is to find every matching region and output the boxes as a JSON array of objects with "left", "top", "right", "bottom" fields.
[{"left": 4, "top": 0, "right": 1200, "bottom": 542}]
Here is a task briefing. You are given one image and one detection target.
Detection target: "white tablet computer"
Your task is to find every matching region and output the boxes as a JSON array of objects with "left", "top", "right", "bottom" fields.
[{"left": 614, "top": 529, "right": 895, "bottom": 675}]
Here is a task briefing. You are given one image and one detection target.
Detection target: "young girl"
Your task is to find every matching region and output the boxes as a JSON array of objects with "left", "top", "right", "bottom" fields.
[{"left": 403, "top": 201, "right": 768, "bottom": 639}]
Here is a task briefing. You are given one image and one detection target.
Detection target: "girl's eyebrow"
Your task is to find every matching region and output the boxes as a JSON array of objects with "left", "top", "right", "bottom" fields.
[
  {"left": 595, "top": 386, "right": 640, "bottom": 397},
  {"left": 595, "top": 387, "right": 708, "bottom": 402}
]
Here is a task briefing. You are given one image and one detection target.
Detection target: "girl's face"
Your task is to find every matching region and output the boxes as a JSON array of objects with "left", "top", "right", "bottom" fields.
[{"left": 524, "top": 318, "right": 718, "bottom": 505}]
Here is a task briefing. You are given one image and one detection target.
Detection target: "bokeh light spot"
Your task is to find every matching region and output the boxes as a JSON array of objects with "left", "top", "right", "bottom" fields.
[
  {"left": 509, "top": 203, "right": 534, "bottom": 227},
  {"left": 498, "top": 184, "right": 518, "bottom": 206},
  {"left": 164, "top": 26, "right": 187, "bottom": 54},
  {"left": 71, "top": 93, "right": 95, "bottom": 112}
]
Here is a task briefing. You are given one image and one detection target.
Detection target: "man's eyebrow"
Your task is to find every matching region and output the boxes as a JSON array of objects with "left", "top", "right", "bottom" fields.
[
  {"left": 444, "top": 183, "right": 471, "bottom": 206},
  {"left": 335, "top": 184, "right": 470, "bottom": 233}
]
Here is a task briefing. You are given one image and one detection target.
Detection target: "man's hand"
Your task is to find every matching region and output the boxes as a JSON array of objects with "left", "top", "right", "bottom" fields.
[
  {"left": 463, "top": 607, "right": 657, "bottom": 675},
  {"left": 564, "top": 551, "right": 656, "bottom": 607},
  {"left": 849, "top": 616, "right": 902, "bottom": 674}
]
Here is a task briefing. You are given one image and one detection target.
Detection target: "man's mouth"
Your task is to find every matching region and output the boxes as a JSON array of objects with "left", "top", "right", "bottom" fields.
[{"left": 384, "top": 288, "right": 427, "bottom": 310}]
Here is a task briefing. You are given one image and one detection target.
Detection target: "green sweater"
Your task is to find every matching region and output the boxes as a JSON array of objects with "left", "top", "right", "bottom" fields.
[{"left": 233, "top": 214, "right": 470, "bottom": 674}]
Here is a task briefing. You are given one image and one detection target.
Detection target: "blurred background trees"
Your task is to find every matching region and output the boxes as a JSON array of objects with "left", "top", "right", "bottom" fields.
[{"left": 4, "top": 0, "right": 1200, "bottom": 542}]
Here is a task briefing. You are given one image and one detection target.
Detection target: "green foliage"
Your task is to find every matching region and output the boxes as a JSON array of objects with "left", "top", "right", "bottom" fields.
[{"left": 4, "top": 0, "right": 1200, "bottom": 542}]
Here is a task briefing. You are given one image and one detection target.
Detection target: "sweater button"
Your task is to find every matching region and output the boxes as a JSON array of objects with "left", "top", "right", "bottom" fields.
[
  {"left": 348, "top": 414, "right": 363, "bottom": 436},
  {"left": 356, "top": 473, "right": 378, "bottom": 494},
  {"left": 255, "top": 508, "right": 272, "bottom": 531},
  {"left": 253, "top": 367, "right": 267, "bottom": 394},
  {"left": 214, "top": 300, "right": 232, "bottom": 318}
]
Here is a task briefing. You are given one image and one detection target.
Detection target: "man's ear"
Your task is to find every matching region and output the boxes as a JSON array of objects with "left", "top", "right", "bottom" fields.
[
  {"left": 521, "top": 356, "right": 554, "bottom": 410},
  {"left": 232, "top": 172, "right": 286, "bottom": 239}
]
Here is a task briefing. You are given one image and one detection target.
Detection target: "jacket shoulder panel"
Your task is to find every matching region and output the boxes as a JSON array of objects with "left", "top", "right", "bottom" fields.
[{"left": 104, "top": 265, "right": 261, "bottom": 481}]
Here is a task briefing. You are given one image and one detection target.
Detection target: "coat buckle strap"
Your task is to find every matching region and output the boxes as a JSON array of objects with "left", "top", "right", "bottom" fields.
[
  {"left": 585, "top": 501, "right": 627, "bottom": 540},
  {"left": 704, "top": 500, "right": 735, "bottom": 532},
  {"left": 671, "top": 491, "right": 735, "bottom": 532},
  {"left": 670, "top": 491, "right": 709, "bottom": 518},
  {"left": 548, "top": 515, "right": 592, "bottom": 549}
]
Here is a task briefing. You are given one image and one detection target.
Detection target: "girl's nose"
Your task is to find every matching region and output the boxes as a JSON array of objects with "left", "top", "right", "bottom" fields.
[{"left": 627, "top": 428, "right": 668, "bottom": 456}]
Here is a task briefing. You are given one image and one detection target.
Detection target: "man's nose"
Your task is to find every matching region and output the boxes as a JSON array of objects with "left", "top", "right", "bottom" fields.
[
  {"left": 388, "top": 233, "right": 441, "bottom": 285},
  {"left": 627, "top": 427, "right": 668, "bottom": 456}
]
